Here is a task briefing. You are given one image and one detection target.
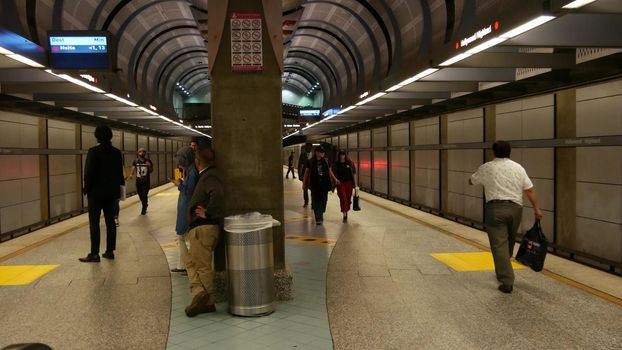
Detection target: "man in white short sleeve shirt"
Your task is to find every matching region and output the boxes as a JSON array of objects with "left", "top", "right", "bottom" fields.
[{"left": 470, "top": 140, "right": 542, "bottom": 294}]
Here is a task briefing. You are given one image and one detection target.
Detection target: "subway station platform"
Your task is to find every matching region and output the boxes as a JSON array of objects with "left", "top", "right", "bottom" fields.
[{"left": 0, "top": 172, "right": 621, "bottom": 350}]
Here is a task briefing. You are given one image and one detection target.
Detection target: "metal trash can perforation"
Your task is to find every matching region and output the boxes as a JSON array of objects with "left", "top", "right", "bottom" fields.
[{"left": 225, "top": 212, "right": 280, "bottom": 316}]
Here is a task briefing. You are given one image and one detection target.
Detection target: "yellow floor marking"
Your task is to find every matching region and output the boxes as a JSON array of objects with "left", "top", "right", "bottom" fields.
[
  {"left": 285, "top": 235, "right": 335, "bottom": 246},
  {"left": 155, "top": 192, "right": 179, "bottom": 197},
  {"left": 361, "top": 196, "right": 622, "bottom": 306},
  {"left": 0, "top": 265, "right": 59, "bottom": 286},
  {"left": 431, "top": 252, "right": 525, "bottom": 271},
  {"left": 284, "top": 216, "right": 311, "bottom": 224}
]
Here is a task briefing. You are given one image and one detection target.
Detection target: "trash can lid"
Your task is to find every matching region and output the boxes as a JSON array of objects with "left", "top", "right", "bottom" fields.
[{"left": 224, "top": 212, "right": 281, "bottom": 233}]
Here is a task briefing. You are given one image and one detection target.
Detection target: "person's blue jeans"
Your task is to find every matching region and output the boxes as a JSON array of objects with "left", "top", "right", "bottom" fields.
[{"left": 311, "top": 189, "right": 328, "bottom": 222}]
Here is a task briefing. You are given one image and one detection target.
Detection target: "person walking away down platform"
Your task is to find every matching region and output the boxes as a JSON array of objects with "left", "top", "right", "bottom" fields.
[
  {"left": 128, "top": 147, "right": 153, "bottom": 215},
  {"left": 285, "top": 151, "right": 296, "bottom": 179},
  {"left": 333, "top": 150, "right": 356, "bottom": 223},
  {"left": 469, "top": 140, "right": 542, "bottom": 294},
  {"left": 79, "top": 125, "right": 124, "bottom": 262},
  {"left": 171, "top": 146, "right": 199, "bottom": 275},
  {"left": 298, "top": 143, "right": 313, "bottom": 207},
  {"left": 185, "top": 145, "right": 224, "bottom": 317},
  {"left": 303, "top": 145, "right": 339, "bottom": 225}
]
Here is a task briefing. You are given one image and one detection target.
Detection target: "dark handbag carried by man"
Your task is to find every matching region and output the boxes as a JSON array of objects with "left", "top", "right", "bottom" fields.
[
  {"left": 515, "top": 220, "right": 548, "bottom": 272},
  {"left": 352, "top": 187, "right": 361, "bottom": 211}
]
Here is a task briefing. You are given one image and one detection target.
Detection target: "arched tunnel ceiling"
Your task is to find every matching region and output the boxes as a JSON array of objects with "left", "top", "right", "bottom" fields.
[{"left": 1, "top": 0, "right": 622, "bottom": 138}]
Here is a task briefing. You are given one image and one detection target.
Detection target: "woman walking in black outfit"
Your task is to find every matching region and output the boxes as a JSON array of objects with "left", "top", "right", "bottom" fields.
[{"left": 333, "top": 150, "right": 356, "bottom": 223}]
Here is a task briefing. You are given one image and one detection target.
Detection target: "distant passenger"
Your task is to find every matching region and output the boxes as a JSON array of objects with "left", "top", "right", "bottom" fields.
[
  {"left": 170, "top": 146, "right": 199, "bottom": 275},
  {"left": 128, "top": 147, "right": 153, "bottom": 215},
  {"left": 285, "top": 151, "right": 296, "bottom": 179},
  {"left": 79, "top": 125, "right": 124, "bottom": 262},
  {"left": 184, "top": 145, "right": 224, "bottom": 317},
  {"left": 297, "top": 143, "right": 313, "bottom": 207},
  {"left": 303, "top": 145, "right": 339, "bottom": 225},
  {"left": 469, "top": 140, "right": 543, "bottom": 294},
  {"left": 333, "top": 150, "right": 356, "bottom": 223}
]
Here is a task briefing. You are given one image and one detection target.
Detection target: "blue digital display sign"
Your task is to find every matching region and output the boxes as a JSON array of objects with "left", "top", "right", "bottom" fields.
[{"left": 48, "top": 31, "right": 115, "bottom": 71}]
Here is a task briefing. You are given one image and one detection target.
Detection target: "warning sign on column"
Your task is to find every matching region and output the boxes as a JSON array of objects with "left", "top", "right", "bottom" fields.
[{"left": 231, "top": 12, "right": 263, "bottom": 72}]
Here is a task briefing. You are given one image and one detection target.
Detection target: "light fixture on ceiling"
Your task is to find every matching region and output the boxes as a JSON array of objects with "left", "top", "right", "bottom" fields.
[
  {"left": 562, "top": 0, "right": 596, "bottom": 9},
  {"left": 45, "top": 70, "right": 105, "bottom": 93},
  {"left": 386, "top": 68, "right": 439, "bottom": 91},
  {"left": 105, "top": 93, "right": 138, "bottom": 107},
  {"left": 356, "top": 92, "right": 386, "bottom": 106}
]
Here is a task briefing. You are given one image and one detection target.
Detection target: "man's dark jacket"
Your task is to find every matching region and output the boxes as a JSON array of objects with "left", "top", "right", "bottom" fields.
[{"left": 84, "top": 142, "right": 124, "bottom": 199}]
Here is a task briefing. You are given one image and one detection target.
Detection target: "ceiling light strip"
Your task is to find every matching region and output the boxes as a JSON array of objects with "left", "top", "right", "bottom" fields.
[
  {"left": 356, "top": 92, "right": 386, "bottom": 106},
  {"left": 499, "top": 16, "right": 555, "bottom": 39},
  {"left": 105, "top": 93, "right": 138, "bottom": 107},
  {"left": 6, "top": 54, "right": 44, "bottom": 67},
  {"left": 45, "top": 70, "right": 106, "bottom": 93},
  {"left": 386, "top": 68, "right": 439, "bottom": 92},
  {"left": 562, "top": 0, "right": 596, "bottom": 9}
]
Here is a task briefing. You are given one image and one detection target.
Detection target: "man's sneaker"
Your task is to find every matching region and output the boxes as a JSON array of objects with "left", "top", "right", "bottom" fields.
[
  {"left": 102, "top": 251, "right": 115, "bottom": 260},
  {"left": 498, "top": 284, "right": 513, "bottom": 294},
  {"left": 316, "top": 221, "right": 323, "bottom": 225},
  {"left": 78, "top": 253, "right": 100, "bottom": 263},
  {"left": 185, "top": 292, "right": 213, "bottom": 317}
]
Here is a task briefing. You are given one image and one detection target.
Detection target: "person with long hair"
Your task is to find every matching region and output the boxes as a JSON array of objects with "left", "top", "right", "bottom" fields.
[{"left": 332, "top": 150, "right": 356, "bottom": 223}]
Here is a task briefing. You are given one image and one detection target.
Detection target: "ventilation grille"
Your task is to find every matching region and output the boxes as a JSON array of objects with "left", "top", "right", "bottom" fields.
[{"left": 576, "top": 48, "right": 622, "bottom": 64}]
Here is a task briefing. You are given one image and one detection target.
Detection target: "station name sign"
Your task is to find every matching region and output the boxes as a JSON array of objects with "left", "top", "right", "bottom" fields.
[{"left": 456, "top": 21, "right": 499, "bottom": 49}]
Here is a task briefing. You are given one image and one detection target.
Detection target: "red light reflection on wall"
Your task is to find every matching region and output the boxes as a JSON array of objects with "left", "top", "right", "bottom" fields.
[
  {"left": 359, "top": 161, "right": 371, "bottom": 170},
  {"left": 373, "top": 160, "right": 387, "bottom": 169}
]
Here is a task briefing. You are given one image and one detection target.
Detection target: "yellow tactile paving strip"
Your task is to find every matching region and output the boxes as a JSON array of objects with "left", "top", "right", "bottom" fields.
[
  {"left": 285, "top": 235, "right": 335, "bottom": 246},
  {"left": 155, "top": 192, "right": 179, "bottom": 197},
  {"left": 0, "top": 265, "right": 59, "bottom": 286},
  {"left": 431, "top": 252, "right": 526, "bottom": 271}
]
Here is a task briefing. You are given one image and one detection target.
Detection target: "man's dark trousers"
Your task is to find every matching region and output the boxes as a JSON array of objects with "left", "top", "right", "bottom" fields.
[
  {"left": 88, "top": 195, "right": 116, "bottom": 254},
  {"left": 136, "top": 178, "right": 150, "bottom": 210},
  {"left": 484, "top": 201, "right": 522, "bottom": 287},
  {"left": 310, "top": 190, "right": 328, "bottom": 221}
]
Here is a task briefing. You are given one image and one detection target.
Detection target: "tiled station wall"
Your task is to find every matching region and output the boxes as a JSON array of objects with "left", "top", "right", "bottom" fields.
[
  {"left": 285, "top": 78, "right": 622, "bottom": 273},
  {"left": 0, "top": 111, "right": 185, "bottom": 240}
]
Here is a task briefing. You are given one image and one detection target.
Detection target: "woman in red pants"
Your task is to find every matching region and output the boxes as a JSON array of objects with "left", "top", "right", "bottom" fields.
[{"left": 333, "top": 150, "right": 357, "bottom": 223}]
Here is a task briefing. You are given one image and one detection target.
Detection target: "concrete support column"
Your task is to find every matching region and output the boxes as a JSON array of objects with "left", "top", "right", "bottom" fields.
[
  {"left": 38, "top": 118, "right": 49, "bottom": 223},
  {"left": 555, "top": 89, "right": 577, "bottom": 248},
  {"left": 75, "top": 125, "right": 83, "bottom": 209},
  {"left": 484, "top": 105, "right": 496, "bottom": 161},
  {"left": 440, "top": 115, "right": 448, "bottom": 213},
  {"left": 209, "top": 0, "right": 290, "bottom": 299}
]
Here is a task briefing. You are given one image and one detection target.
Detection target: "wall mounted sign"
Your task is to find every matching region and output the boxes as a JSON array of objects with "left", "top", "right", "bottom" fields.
[{"left": 230, "top": 12, "right": 263, "bottom": 71}]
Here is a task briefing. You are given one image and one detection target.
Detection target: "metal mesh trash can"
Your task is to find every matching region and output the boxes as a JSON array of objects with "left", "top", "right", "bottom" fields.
[{"left": 224, "top": 212, "right": 280, "bottom": 316}]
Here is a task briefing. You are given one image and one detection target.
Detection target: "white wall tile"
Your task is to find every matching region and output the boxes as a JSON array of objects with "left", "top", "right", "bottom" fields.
[
  {"left": 496, "top": 112, "right": 522, "bottom": 141},
  {"left": 464, "top": 196, "right": 483, "bottom": 222},
  {"left": 576, "top": 79, "right": 622, "bottom": 101},
  {"left": 521, "top": 148, "right": 554, "bottom": 179},
  {"left": 373, "top": 127, "right": 388, "bottom": 147},
  {"left": 576, "top": 95, "right": 622, "bottom": 137},
  {"left": 497, "top": 100, "right": 522, "bottom": 114},
  {"left": 49, "top": 173, "right": 77, "bottom": 197},
  {"left": 49, "top": 155, "right": 76, "bottom": 176},
  {"left": 575, "top": 217, "right": 621, "bottom": 263},
  {"left": 390, "top": 123, "right": 409, "bottom": 146},
  {"left": 0, "top": 110, "right": 39, "bottom": 125},
  {"left": 576, "top": 182, "right": 622, "bottom": 224},
  {"left": 348, "top": 133, "right": 358, "bottom": 148},
  {"left": 576, "top": 146, "right": 622, "bottom": 184},
  {"left": 0, "top": 204, "right": 21, "bottom": 233},
  {"left": 21, "top": 200, "right": 41, "bottom": 228},
  {"left": 522, "top": 106, "right": 554, "bottom": 139},
  {"left": 49, "top": 193, "right": 79, "bottom": 218},
  {"left": 522, "top": 94, "right": 553, "bottom": 110},
  {"left": 359, "top": 130, "right": 371, "bottom": 147}
]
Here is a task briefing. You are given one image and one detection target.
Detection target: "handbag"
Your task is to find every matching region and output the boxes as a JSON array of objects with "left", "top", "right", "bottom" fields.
[
  {"left": 515, "top": 220, "right": 548, "bottom": 272},
  {"left": 352, "top": 187, "right": 361, "bottom": 211}
]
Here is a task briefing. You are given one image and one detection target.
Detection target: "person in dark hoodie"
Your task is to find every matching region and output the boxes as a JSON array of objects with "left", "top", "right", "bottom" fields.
[
  {"left": 79, "top": 125, "right": 124, "bottom": 262},
  {"left": 184, "top": 144, "right": 225, "bottom": 317}
]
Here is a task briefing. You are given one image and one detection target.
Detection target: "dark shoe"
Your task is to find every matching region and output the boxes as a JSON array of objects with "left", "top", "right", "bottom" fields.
[
  {"left": 316, "top": 221, "right": 323, "bottom": 225},
  {"left": 303, "top": 202, "right": 308, "bottom": 208},
  {"left": 78, "top": 253, "right": 100, "bottom": 263},
  {"left": 102, "top": 251, "right": 115, "bottom": 260},
  {"left": 342, "top": 216, "right": 347, "bottom": 223},
  {"left": 140, "top": 208, "right": 146, "bottom": 215},
  {"left": 185, "top": 292, "right": 212, "bottom": 317},
  {"left": 498, "top": 284, "right": 513, "bottom": 294},
  {"left": 170, "top": 268, "right": 187, "bottom": 273}
]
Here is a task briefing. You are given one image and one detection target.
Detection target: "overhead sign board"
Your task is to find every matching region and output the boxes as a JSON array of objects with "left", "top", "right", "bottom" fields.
[
  {"left": 300, "top": 109, "right": 321, "bottom": 117},
  {"left": 48, "top": 31, "right": 115, "bottom": 71}
]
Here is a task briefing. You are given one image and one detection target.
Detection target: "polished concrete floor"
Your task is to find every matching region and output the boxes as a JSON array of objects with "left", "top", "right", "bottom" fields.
[{"left": 0, "top": 172, "right": 621, "bottom": 349}]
